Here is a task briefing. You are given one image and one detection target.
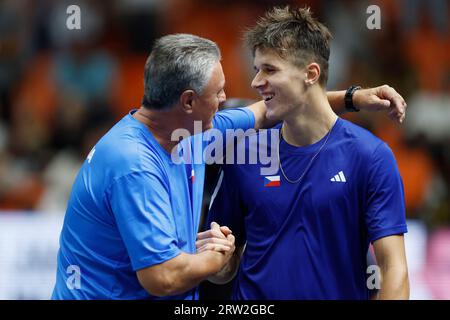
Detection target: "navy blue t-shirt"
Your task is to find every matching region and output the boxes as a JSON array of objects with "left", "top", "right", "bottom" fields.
[{"left": 208, "top": 118, "right": 407, "bottom": 300}]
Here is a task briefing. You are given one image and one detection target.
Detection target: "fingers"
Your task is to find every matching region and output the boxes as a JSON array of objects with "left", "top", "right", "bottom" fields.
[
  {"left": 196, "top": 243, "right": 232, "bottom": 253},
  {"left": 196, "top": 222, "right": 235, "bottom": 254},
  {"left": 210, "top": 221, "right": 221, "bottom": 230},
  {"left": 211, "top": 222, "right": 232, "bottom": 235},
  {"left": 197, "top": 222, "right": 232, "bottom": 240},
  {"left": 196, "top": 222, "right": 233, "bottom": 253},
  {"left": 220, "top": 225, "right": 232, "bottom": 236},
  {"left": 196, "top": 236, "right": 234, "bottom": 249},
  {"left": 355, "top": 85, "right": 407, "bottom": 121},
  {"left": 388, "top": 108, "right": 406, "bottom": 123},
  {"left": 197, "top": 228, "right": 226, "bottom": 240},
  {"left": 379, "top": 85, "right": 407, "bottom": 122},
  {"left": 227, "top": 233, "right": 235, "bottom": 246}
]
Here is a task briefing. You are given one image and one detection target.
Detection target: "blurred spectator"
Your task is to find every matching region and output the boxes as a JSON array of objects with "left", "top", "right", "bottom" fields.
[
  {"left": 0, "top": 98, "right": 50, "bottom": 210},
  {"left": 0, "top": 150, "right": 45, "bottom": 210},
  {"left": 323, "top": 0, "right": 372, "bottom": 89},
  {"left": 1, "top": 0, "right": 117, "bottom": 211},
  {"left": 0, "top": 120, "right": 7, "bottom": 151},
  {"left": 163, "top": 0, "right": 263, "bottom": 99},
  {"left": 114, "top": 0, "right": 163, "bottom": 53},
  {"left": 374, "top": 120, "right": 436, "bottom": 218},
  {"left": 49, "top": 1, "right": 117, "bottom": 150},
  {"left": 406, "top": 92, "right": 450, "bottom": 142},
  {"left": 403, "top": 91, "right": 450, "bottom": 227},
  {"left": 37, "top": 150, "right": 82, "bottom": 214},
  {"left": 0, "top": 0, "right": 30, "bottom": 123},
  {"left": 401, "top": 0, "right": 448, "bottom": 37},
  {"left": 48, "top": 0, "right": 104, "bottom": 50},
  {"left": 426, "top": 142, "right": 450, "bottom": 228}
]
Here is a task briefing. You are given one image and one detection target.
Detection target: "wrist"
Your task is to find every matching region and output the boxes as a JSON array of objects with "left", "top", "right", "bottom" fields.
[
  {"left": 208, "top": 254, "right": 238, "bottom": 285},
  {"left": 206, "top": 250, "right": 228, "bottom": 274},
  {"left": 345, "top": 85, "right": 361, "bottom": 112}
]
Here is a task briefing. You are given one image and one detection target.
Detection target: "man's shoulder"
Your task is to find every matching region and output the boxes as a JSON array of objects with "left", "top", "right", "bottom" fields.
[
  {"left": 215, "top": 107, "right": 252, "bottom": 119},
  {"left": 337, "top": 118, "right": 387, "bottom": 158},
  {"left": 90, "top": 117, "right": 167, "bottom": 176}
]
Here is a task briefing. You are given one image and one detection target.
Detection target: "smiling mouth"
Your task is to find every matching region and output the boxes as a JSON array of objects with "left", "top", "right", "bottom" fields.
[{"left": 263, "top": 94, "right": 274, "bottom": 102}]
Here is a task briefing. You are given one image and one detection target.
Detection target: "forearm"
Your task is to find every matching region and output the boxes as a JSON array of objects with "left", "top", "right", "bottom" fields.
[
  {"left": 166, "top": 251, "right": 228, "bottom": 295},
  {"left": 373, "top": 235, "right": 410, "bottom": 300},
  {"left": 138, "top": 250, "right": 227, "bottom": 297},
  {"left": 327, "top": 90, "right": 346, "bottom": 115},
  {"left": 378, "top": 265, "right": 410, "bottom": 300},
  {"left": 247, "top": 86, "right": 407, "bottom": 128}
]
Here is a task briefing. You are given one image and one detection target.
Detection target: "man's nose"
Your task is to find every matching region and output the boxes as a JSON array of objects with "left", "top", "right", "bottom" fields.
[{"left": 251, "top": 71, "right": 267, "bottom": 89}]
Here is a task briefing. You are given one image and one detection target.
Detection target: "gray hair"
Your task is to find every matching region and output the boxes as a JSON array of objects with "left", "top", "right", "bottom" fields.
[{"left": 142, "top": 34, "right": 221, "bottom": 110}]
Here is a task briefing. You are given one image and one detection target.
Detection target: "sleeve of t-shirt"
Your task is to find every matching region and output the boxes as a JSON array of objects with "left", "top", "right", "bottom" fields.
[
  {"left": 211, "top": 107, "right": 255, "bottom": 136},
  {"left": 107, "top": 170, "right": 181, "bottom": 271},
  {"left": 365, "top": 142, "right": 408, "bottom": 243},
  {"left": 202, "top": 108, "right": 255, "bottom": 164},
  {"left": 206, "top": 166, "right": 246, "bottom": 246}
]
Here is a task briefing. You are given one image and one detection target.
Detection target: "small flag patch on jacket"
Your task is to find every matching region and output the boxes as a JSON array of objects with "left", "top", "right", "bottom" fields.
[{"left": 264, "top": 175, "right": 280, "bottom": 187}]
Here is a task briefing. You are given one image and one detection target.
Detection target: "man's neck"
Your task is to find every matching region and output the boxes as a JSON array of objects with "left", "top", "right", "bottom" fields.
[
  {"left": 133, "top": 106, "right": 186, "bottom": 153},
  {"left": 282, "top": 91, "right": 338, "bottom": 147}
]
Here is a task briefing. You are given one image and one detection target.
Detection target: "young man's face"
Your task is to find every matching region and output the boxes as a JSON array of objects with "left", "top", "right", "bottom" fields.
[
  {"left": 252, "top": 47, "right": 308, "bottom": 121},
  {"left": 192, "top": 61, "right": 226, "bottom": 131}
]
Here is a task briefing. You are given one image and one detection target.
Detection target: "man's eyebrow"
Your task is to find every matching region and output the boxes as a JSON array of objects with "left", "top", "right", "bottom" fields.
[{"left": 254, "top": 63, "right": 277, "bottom": 70}]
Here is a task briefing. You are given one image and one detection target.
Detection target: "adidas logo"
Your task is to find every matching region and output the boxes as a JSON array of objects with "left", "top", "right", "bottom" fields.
[{"left": 330, "top": 171, "right": 346, "bottom": 183}]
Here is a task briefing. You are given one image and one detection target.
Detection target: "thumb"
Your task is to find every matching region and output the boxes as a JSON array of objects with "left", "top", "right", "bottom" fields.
[{"left": 210, "top": 221, "right": 220, "bottom": 230}]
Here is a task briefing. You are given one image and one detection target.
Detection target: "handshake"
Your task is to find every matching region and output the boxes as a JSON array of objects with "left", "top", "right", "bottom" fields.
[
  {"left": 196, "top": 222, "right": 238, "bottom": 284},
  {"left": 196, "top": 221, "right": 235, "bottom": 255}
]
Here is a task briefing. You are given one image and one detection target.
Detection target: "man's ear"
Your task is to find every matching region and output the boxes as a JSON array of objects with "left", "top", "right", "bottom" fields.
[
  {"left": 180, "top": 90, "right": 196, "bottom": 114},
  {"left": 305, "top": 63, "right": 321, "bottom": 86}
]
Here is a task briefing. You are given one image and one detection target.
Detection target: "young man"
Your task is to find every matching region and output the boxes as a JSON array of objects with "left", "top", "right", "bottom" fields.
[{"left": 206, "top": 7, "right": 409, "bottom": 299}]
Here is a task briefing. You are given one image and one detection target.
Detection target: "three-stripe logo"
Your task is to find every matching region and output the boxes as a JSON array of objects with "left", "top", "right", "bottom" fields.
[{"left": 330, "top": 171, "right": 346, "bottom": 183}]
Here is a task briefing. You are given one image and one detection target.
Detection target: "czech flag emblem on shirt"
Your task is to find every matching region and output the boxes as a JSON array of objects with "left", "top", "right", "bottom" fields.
[
  {"left": 264, "top": 175, "right": 280, "bottom": 187},
  {"left": 191, "top": 169, "right": 195, "bottom": 183}
]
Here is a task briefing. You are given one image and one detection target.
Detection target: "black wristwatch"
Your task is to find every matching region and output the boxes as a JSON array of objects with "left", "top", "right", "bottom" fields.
[{"left": 345, "top": 85, "right": 361, "bottom": 112}]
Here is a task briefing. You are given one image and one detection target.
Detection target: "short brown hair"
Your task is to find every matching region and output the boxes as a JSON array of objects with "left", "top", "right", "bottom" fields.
[{"left": 245, "top": 6, "right": 332, "bottom": 86}]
